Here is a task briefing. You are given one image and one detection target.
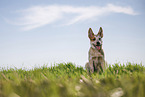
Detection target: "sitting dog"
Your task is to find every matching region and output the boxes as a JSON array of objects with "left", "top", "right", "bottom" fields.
[{"left": 85, "top": 27, "right": 105, "bottom": 73}]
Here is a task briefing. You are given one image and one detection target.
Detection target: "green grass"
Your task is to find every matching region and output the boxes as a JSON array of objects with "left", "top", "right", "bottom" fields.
[{"left": 0, "top": 63, "right": 145, "bottom": 97}]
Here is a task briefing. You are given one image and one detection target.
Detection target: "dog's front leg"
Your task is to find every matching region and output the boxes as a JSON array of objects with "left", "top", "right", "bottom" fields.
[
  {"left": 89, "top": 60, "right": 94, "bottom": 73},
  {"left": 100, "top": 61, "right": 104, "bottom": 72},
  {"left": 98, "top": 56, "right": 104, "bottom": 73}
]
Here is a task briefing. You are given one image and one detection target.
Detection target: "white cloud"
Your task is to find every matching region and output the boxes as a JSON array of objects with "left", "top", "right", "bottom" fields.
[
  {"left": 107, "top": 4, "right": 138, "bottom": 15},
  {"left": 8, "top": 4, "right": 138, "bottom": 31}
]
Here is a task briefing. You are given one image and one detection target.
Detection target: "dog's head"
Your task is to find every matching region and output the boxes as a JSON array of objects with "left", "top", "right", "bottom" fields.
[{"left": 88, "top": 27, "right": 103, "bottom": 50}]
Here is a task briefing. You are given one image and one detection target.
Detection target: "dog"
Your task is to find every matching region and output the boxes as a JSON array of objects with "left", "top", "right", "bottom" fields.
[{"left": 85, "top": 27, "right": 105, "bottom": 73}]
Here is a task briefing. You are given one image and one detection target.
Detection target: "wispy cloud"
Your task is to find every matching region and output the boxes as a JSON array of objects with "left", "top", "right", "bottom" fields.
[{"left": 7, "top": 4, "right": 138, "bottom": 31}]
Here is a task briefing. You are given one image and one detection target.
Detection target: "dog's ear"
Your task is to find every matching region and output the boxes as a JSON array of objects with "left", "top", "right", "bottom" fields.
[
  {"left": 88, "top": 28, "right": 95, "bottom": 40},
  {"left": 97, "top": 27, "right": 103, "bottom": 38}
]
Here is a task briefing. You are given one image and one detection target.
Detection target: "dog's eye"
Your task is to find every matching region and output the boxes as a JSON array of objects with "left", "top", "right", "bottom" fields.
[
  {"left": 92, "top": 38, "right": 96, "bottom": 41},
  {"left": 99, "top": 38, "right": 101, "bottom": 40}
]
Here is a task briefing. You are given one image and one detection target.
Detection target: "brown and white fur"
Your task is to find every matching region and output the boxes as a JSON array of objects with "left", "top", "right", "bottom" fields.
[{"left": 85, "top": 27, "right": 105, "bottom": 73}]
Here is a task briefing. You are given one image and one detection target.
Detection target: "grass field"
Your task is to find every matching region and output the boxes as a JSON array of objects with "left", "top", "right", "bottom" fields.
[{"left": 0, "top": 63, "right": 145, "bottom": 97}]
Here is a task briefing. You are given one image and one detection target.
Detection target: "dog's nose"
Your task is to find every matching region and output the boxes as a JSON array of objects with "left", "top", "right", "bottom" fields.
[{"left": 97, "top": 42, "right": 100, "bottom": 45}]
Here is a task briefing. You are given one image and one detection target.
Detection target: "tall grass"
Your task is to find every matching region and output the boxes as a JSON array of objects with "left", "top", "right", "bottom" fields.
[{"left": 0, "top": 63, "right": 145, "bottom": 97}]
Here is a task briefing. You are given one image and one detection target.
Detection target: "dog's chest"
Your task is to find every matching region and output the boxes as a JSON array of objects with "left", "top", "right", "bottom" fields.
[{"left": 89, "top": 47, "right": 103, "bottom": 60}]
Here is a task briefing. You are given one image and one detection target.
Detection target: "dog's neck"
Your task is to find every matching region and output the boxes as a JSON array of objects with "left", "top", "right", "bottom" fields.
[
  {"left": 90, "top": 46, "right": 104, "bottom": 58},
  {"left": 90, "top": 45, "right": 102, "bottom": 52}
]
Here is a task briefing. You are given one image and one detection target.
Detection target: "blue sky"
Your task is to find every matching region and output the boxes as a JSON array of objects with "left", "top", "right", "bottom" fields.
[{"left": 0, "top": 0, "right": 145, "bottom": 69}]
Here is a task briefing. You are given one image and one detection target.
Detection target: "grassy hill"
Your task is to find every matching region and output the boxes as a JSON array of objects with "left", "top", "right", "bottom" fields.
[{"left": 0, "top": 63, "right": 145, "bottom": 97}]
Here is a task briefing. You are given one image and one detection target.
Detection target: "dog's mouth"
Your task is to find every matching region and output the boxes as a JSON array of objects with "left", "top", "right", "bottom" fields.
[
  {"left": 96, "top": 45, "right": 101, "bottom": 50},
  {"left": 93, "top": 44, "right": 101, "bottom": 50}
]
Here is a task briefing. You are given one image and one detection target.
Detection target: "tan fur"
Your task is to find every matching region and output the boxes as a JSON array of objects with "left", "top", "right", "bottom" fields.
[{"left": 85, "top": 27, "right": 105, "bottom": 73}]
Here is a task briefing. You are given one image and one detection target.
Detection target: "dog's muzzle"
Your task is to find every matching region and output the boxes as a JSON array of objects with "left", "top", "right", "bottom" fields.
[
  {"left": 93, "top": 42, "right": 101, "bottom": 50},
  {"left": 97, "top": 42, "right": 100, "bottom": 45}
]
